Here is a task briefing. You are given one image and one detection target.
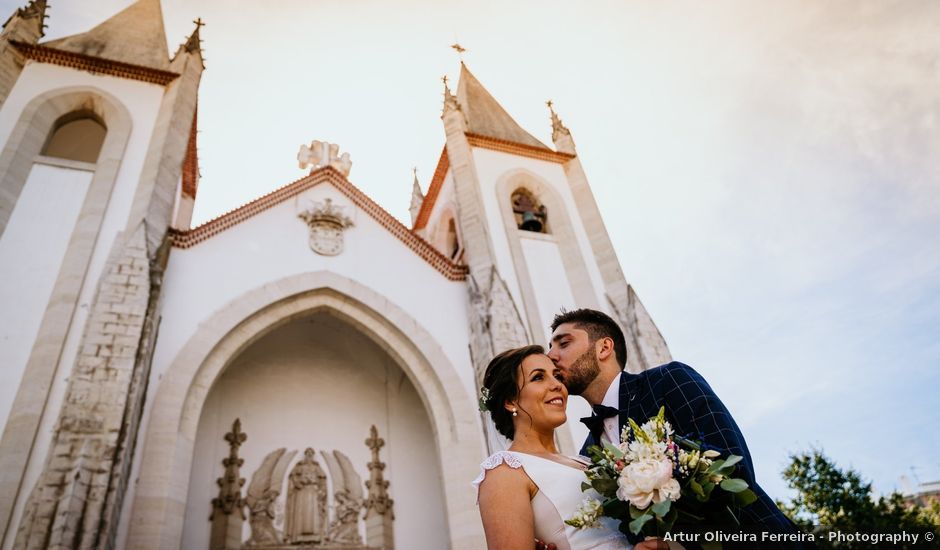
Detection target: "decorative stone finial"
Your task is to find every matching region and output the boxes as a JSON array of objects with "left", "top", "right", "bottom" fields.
[
  {"left": 297, "top": 140, "right": 352, "bottom": 177},
  {"left": 408, "top": 168, "right": 424, "bottom": 226},
  {"left": 183, "top": 18, "right": 204, "bottom": 53},
  {"left": 2, "top": 0, "right": 47, "bottom": 41},
  {"left": 364, "top": 425, "right": 394, "bottom": 519},
  {"left": 209, "top": 419, "right": 248, "bottom": 549},
  {"left": 212, "top": 418, "right": 247, "bottom": 518},
  {"left": 442, "top": 74, "right": 461, "bottom": 119},
  {"left": 547, "top": 99, "right": 570, "bottom": 142}
]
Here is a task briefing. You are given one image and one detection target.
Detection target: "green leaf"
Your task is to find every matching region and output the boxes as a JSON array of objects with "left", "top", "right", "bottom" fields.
[
  {"left": 591, "top": 478, "right": 618, "bottom": 495},
  {"left": 690, "top": 478, "right": 705, "bottom": 498},
  {"left": 628, "top": 417, "right": 648, "bottom": 444},
  {"left": 629, "top": 504, "right": 645, "bottom": 519},
  {"left": 707, "top": 459, "right": 726, "bottom": 474},
  {"left": 651, "top": 499, "right": 672, "bottom": 517},
  {"left": 603, "top": 442, "right": 624, "bottom": 459},
  {"left": 733, "top": 488, "right": 758, "bottom": 507},
  {"left": 720, "top": 478, "right": 749, "bottom": 493},
  {"left": 722, "top": 455, "right": 743, "bottom": 468},
  {"left": 628, "top": 513, "right": 653, "bottom": 535}
]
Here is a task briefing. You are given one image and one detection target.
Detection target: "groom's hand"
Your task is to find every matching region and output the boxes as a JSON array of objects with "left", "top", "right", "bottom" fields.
[{"left": 534, "top": 540, "right": 556, "bottom": 550}]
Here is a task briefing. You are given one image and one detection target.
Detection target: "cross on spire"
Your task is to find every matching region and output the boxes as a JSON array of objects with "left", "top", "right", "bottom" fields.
[{"left": 450, "top": 42, "right": 466, "bottom": 61}]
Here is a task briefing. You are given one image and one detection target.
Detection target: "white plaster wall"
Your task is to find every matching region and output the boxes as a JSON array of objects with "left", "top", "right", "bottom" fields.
[
  {"left": 518, "top": 234, "right": 593, "bottom": 445},
  {"left": 0, "top": 163, "right": 92, "bottom": 431},
  {"left": 470, "top": 148, "right": 611, "bottom": 319},
  {"left": 0, "top": 62, "right": 166, "bottom": 548},
  {"left": 184, "top": 315, "right": 448, "bottom": 549},
  {"left": 519, "top": 235, "right": 577, "bottom": 344},
  {"left": 424, "top": 170, "right": 456, "bottom": 239},
  {"left": 118, "top": 179, "right": 476, "bottom": 546}
]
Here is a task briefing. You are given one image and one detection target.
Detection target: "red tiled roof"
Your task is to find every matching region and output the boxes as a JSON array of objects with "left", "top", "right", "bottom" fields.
[
  {"left": 169, "top": 167, "right": 468, "bottom": 281},
  {"left": 412, "top": 147, "right": 449, "bottom": 231},
  {"left": 465, "top": 133, "right": 575, "bottom": 163},
  {"left": 10, "top": 41, "right": 179, "bottom": 85}
]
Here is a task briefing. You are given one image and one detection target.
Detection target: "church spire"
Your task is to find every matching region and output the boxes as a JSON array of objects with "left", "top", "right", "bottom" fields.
[
  {"left": 41, "top": 0, "right": 170, "bottom": 70},
  {"left": 546, "top": 100, "right": 575, "bottom": 154},
  {"left": 455, "top": 62, "right": 549, "bottom": 150},
  {"left": 408, "top": 168, "right": 424, "bottom": 226},
  {"left": 441, "top": 73, "right": 461, "bottom": 120},
  {"left": 172, "top": 17, "right": 205, "bottom": 66}
]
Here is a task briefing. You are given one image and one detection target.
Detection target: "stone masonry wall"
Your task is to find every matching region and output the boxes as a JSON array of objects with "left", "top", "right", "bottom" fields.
[{"left": 15, "top": 223, "right": 155, "bottom": 550}]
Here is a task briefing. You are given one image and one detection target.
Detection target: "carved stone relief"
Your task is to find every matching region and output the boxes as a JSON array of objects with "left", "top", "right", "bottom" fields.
[
  {"left": 298, "top": 198, "right": 354, "bottom": 257},
  {"left": 298, "top": 140, "right": 352, "bottom": 177},
  {"left": 467, "top": 267, "right": 529, "bottom": 386},
  {"left": 209, "top": 423, "right": 393, "bottom": 549}
]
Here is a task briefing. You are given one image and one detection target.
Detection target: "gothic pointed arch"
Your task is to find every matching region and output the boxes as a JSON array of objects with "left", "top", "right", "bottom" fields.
[
  {"left": 127, "top": 271, "right": 485, "bottom": 549},
  {"left": 0, "top": 85, "right": 132, "bottom": 235}
]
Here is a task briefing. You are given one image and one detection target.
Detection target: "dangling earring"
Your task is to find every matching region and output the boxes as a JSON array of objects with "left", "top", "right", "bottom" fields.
[{"left": 512, "top": 408, "right": 518, "bottom": 417}]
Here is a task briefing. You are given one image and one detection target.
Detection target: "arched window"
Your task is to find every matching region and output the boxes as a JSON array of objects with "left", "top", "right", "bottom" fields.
[
  {"left": 511, "top": 188, "right": 548, "bottom": 233},
  {"left": 41, "top": 110, "right": 107, "bottom": 163}
]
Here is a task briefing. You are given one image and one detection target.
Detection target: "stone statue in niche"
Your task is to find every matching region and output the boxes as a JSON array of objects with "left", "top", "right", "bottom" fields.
[
  {"left": 209, "top": 422, "right": 396, "bottom": 549},
  {"left": 244, "top": 448, "right": 297, "bottom": 546},
  {"left": 285, "top": 448, "right": 329, "bottom": 544},
  {"left": 322, "top": 450, "right": 365, "bottom": 545}
]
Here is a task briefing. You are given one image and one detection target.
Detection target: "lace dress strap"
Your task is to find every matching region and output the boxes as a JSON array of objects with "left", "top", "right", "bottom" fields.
[{"left": 471, "top": 451, "right": 524, "bottom": 503}]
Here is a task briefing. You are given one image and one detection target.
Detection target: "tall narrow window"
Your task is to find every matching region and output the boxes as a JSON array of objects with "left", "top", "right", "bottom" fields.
[
  {"left": 42, "top": 110, "right": 107, "bottom": 163},
  {"left": 511, "top": 188, "right": 548, "bottom": 233}
]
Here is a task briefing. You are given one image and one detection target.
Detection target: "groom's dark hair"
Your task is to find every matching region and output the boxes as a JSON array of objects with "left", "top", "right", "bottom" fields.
[{"left": 551, "top": 308, "right": 627, "bottom": 370}]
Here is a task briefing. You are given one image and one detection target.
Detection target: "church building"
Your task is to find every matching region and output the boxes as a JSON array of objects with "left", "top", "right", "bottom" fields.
[{"left": 0, "top": 1, "right": 671, "bottom": 548}]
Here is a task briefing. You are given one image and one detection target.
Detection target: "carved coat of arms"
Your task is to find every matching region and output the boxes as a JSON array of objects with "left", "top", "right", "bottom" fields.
[{"left": 298, "top": 198, "right": 354, "bottom": 256}]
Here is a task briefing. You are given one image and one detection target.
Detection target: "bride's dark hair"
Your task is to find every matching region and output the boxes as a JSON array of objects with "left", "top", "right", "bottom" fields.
[{"left": 481, "top": 345, "right": 544, "bottom": 440}]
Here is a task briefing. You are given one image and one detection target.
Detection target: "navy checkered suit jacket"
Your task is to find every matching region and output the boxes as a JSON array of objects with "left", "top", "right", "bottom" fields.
[{"left": 579, "top": 361, "right": 811, "bottom": 548}]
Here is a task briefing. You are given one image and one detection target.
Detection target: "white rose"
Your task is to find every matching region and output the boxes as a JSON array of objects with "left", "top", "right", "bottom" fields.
[
  {"left": 616, "top": 458, "right": 675, "bottom": 508},
  {"left": 660, "top": 478, "right": 681, "bottom": 501}
]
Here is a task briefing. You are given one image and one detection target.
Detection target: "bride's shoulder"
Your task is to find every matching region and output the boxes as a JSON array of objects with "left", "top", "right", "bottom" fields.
[
  {"left": 471, "top": 451, "right": 528, "bottom": 502},
  {"left": 479, "top": 450, "right": 524, "bottom": 471}
]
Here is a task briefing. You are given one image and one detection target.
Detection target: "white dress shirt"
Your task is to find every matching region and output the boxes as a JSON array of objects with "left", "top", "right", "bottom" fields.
[{"left": 599, "top": 372, "right": 623, "bottom": 444}]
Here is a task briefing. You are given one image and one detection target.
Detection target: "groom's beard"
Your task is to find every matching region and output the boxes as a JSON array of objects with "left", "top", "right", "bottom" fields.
[{"left": 563, "top": 348, "right": 600, "bottom": 396}]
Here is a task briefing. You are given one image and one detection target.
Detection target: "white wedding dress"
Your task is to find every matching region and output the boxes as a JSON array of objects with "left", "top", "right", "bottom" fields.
[{"left": 473, "top": 450, "right": 633, "bottom": 550}]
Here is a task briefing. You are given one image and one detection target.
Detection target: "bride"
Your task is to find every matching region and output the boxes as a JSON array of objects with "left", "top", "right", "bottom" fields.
[{"left": 473, "top": 345, "right": 668, "bottom": 550}]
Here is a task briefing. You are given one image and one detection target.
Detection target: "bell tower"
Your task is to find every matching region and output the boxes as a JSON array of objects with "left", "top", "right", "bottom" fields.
[
  {"left": 414, "top": 62, "right": 672, "bottom": 380},
  {"left": 0, "top": 0, "right": 205, "bottom": 546}
]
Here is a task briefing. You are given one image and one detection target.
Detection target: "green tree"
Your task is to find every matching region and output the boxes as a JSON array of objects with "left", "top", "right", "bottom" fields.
[{"left": 778, "top": 448, "right": 939, "bottom": 549}]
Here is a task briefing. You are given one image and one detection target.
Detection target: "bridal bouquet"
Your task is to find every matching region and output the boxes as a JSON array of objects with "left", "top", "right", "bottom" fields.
[{"left": 566, "top": 407, "right": 757, "bottom": 540}]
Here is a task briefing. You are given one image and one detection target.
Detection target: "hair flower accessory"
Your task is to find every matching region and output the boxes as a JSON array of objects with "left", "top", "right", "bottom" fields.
[{"left": 478, "top": 387, "right": 492, "bottom": 412}]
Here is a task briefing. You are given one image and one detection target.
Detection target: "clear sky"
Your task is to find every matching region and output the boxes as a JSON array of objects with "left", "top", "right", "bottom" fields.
[{"left": 19, "top": 0, "right": 940, "bottom": 502}]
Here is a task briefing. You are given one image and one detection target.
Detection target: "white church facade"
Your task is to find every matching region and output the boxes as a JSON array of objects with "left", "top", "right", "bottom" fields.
[{"left": 0, "top": 1, "right": 672, "bottom": 548}]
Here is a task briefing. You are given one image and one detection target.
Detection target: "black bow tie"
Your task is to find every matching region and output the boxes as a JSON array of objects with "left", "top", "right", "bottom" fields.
[{"left": 580, "top": 404, "right": 622, "bottom": 442}]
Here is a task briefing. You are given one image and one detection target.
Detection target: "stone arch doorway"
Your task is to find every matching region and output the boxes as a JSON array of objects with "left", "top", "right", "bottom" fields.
[{"left": 127, "top": 272, "right": 485, "bottom": 549}]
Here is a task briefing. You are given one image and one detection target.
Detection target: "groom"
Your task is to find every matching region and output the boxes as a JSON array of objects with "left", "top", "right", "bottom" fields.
[{"left": 547, "top": 308, "right": 811, "bottom": 548}]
